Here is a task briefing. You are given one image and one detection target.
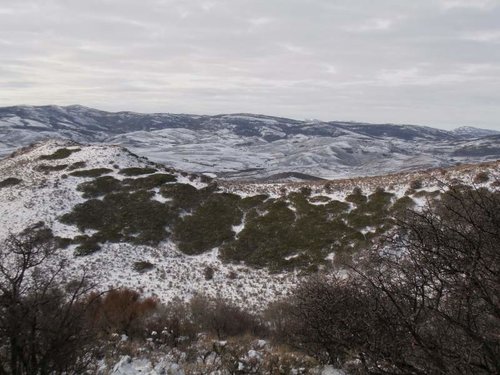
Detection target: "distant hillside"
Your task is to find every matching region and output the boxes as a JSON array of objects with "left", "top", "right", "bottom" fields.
[{"left": 1, "top": 105, "right": 499, "bottom": 180}]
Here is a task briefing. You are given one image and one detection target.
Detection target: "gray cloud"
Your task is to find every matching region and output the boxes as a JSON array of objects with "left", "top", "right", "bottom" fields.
[{"left": 0, "top": 0, "right": 499, "bottom": 129}]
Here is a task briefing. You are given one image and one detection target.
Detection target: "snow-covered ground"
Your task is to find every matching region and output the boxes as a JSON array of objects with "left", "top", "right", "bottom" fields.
[
  {"left": 0, "top": 140, "right": 298, "bottom": 309},
  {"left": 1, "top": 139, "right": 498, "bottom": 309}
]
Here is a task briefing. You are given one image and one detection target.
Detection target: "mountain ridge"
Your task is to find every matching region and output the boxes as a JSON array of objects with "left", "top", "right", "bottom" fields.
[
  {"left": 1, "top": 105, "right": 499, "bottom": 180},
  {"left": 4, "top": 104, "right": 497, "bottom": 134}
]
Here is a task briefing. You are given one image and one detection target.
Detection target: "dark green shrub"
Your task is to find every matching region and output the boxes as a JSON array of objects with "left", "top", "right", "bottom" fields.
[
  {"left": 61, "top": 190, "right": 176, "bottom": 248},
  {"left": 325, "top": 200, "right": 349, "bottom": 213},
  {"left": 160, "top": 183, "right": 202, "bottom": 209},
  {"left": 345, "top": 188, "right": 367, "bottom": 206},
  {"left": 221, "top": 189, "right": 379, "bottom": 270},
  {"left": 73, "top": 235, "right": 101, "bottom": 256},
  {"left": 309, "top": 196, "right": 331, "bottom": 203},
  {"left": 299, "top": 186, "right": 312, "bottom": 196},
  {"left": 36, "top": 164, "right": 68, "bottom": 173},
  {"left": 76, "top": 176, "right": 122, "bottom": 198},
  {"left": 391, "top": 196, "right": 416, "bottom": 214},
  {"left": 413, "top": 190, "right": 440, "bottom": 198},
  {"left": 54, "top": 237, "right": 72, "bottom": 249},
  {"left": 365, "top": 189, "right": 394, "bottom": 213},
  {"left": 133, "top": 261, "right": 154, "bottom": 273},
  {"left": 123, "top": 173, "right": 176, "bottom": 190},
  {"left": 204, "top": 266, "right": 215, "bottom": 280},
  {"left": 346, "top": 189, "right": 394, "bottom": 229},
  {"left": 199, "top": 182, "right": 219, "bottom": 194},
  {"left": 62, "top": 200, "right": 110, "bottom": 231},
  {"left": 69, "top": 168, "right": 113, "bottom": 178},
  {"left": 237, "top": 194, "right": 269, "bottom": 211},
  {"left": 220, "top": 200, "right": 297, "bottom": 269},
  {"left": 119, "top": 167, "right": 158, "bottom": 176},
  {"left": 67, "top": 161, "right": 86, "bottom": 171},
  {"left": 409, "top": 179, "right": 423, "bottom": 190},
  {"left": 39, "top": 148, "right": 80, "bottom": 160},
  {"left": 174, "top": 194, "right": 243, "bottom": 255},
  {"left": 323, "top": 182, "right": 334, "bottom": 193},
  {"left": 346, "top": 212, "right": 374, "bottom": 229},
  {"left": 58, "top": 163, "right": 409, "bottom": 271},
  {"left": 160, "top": 183, "right": 201, "bottom": 210},
  {"left": 199, "top": 174, "right": 213, "bottom": 183},
  {"left": 0, "top": 177, "right": 22, "bottom": 188}
]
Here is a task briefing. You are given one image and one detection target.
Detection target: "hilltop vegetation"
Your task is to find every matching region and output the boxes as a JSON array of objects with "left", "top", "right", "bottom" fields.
[
  {"left": 1, "top": 141, "right": 498, "bottom": 310},
  {"left": 59, "top": 160, "right": 447, "bottom": 271}
]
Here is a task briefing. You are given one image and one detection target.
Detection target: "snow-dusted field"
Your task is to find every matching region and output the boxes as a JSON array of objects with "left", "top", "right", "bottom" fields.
[
  {"left": 1, "top": 139, "right": 499, "bottom": 309},
  {"left": 0, "top": 140, "right": 298, "bottom": 308}
]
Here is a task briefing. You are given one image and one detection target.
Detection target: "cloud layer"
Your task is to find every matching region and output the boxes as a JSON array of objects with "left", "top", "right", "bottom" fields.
[{"left": 1, "top": 0, "right": 499, "bottom": 129}]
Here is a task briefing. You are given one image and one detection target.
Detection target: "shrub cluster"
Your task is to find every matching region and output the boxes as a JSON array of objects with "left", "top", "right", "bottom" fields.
[
  {"left": 35, "top": 164, "right": 68, "bottom": 173},
  {"left": 89, "top": 290, "right": 267, "bottom": 347},
  {"left": 133, "top": 260, "right": 155, "bottom": 273},
  {"left": 61, "top": 171, "right": 436, "bottom": 270},
  {"left": 76, "top": 176, "right": 122, "bottom": 198},
  {"left": 39, "top": 147, "right": 80, "bottom": 160},
  {"left": 173, "top": 193, "right": 243, "bottom": 255},
  {"left": 61, "top": 190, "right": 176, "bottom": 254},
  {"left": 0, "top": 177, "right": 22, "bottom": 188},
  {"left": 69, "top": 168, "right": 113, "bottom": 178},
  {"left": 123, "top": 173, "right": 177, "bottom": 189},
  {"left": 119, "top": 167, "right": 158, "bottom": 176},
  {"left": 221, "top": 190, "right": 371, "bottom": 270},
  {"left": 474, "top": 171, "right": 490, "bottom": 184}
]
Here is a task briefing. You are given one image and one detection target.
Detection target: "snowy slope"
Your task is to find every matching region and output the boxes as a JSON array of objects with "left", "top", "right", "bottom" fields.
[
  {"left": 1, "top": 140, "right": 499, "bottom": 309},
  {"left": 0, "top": 140, "right": 298, "bottom": 309}
]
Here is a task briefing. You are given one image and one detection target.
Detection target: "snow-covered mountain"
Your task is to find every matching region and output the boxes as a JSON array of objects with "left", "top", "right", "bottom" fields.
[
  {"left": 1, "top": 105, "right": 499, "bottom": 180},
  {"left": 452, "top": 126, "right": 500, "bottom": 138}
]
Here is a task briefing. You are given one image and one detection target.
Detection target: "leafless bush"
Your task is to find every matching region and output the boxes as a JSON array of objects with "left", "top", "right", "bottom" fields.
[
  {"left": 204, "top": 266, "right": 215, "bottom": 280},
  {"left": 89, "top": 288, "right": 158, "bottom": 339},
  {"left": 409, "top": 179, "right": 423, "bottom": 189},
  {"left": 473, "top": 171, "right": 490, "bottom": 184},
  {"left": 190, "top": 295, "right": 266, "bottom": 340},
  {"left": 281, "top": 185, "right": 500, "bottom": 374},
  {"left": 144, "top": 299, "right": 198, "bottom": 348},
  {"left": 0, "top": 223, "right": 100, "bottom": 374}
]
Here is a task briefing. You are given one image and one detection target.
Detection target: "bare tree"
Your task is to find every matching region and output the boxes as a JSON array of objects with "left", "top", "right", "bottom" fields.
[
  {"left": 0, "top": 223, "right": 99, "bottom": 375},
  {"left": 283, "top": 185, "right": 500, "bottom": 374}
]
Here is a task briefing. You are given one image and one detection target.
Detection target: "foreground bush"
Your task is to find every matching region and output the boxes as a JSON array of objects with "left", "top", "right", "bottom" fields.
[
  {"left": 0, "top": 223, "right": 101, "bottom": 374},
  {"left": 280, "top": 185, "right": 500, "bottom": 374},
  {"left": 90, "top": 289, "right": 158, "bottom": 338}
]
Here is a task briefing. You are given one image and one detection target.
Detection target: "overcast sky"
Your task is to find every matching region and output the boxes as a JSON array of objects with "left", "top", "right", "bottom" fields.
[{"left": 0, "top": 0, "right": 499, "bottom": 130}]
